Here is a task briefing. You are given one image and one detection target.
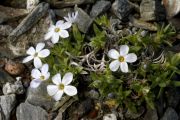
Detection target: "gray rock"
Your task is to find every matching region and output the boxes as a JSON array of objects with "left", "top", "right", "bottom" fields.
[
  {"left": 26, "top": 82, "right": 55, "bottom": 111},
  {"left": 90, "top": 0, "right": 111, "bottom": 18},
  {"left": 74, "top": 6, "right": 93, "bottom": 33},
  {"left": 3, "top": 0, "right": 27, "bottom": 8},
  {"left": 26, "top": 0, "right": 40, "bottom": 12},
  {"left": 9, "top": 2, "right": 49, "bottom": 38},
  {"left": 144, "top": 109, "right": 158, "bottom": 120},
  {"left": 125, "top": 107, "right": 145, "bottom": 119},
  {"left": 112, "top": 0, "right": 133, "bottom": 20},
  {"left": 3, "top": 79, "right": 25, "bottom": 95},
  {"left": 166, "top": 88, "right": 180, "bottom": 108},
  {"left": 0, "top": 5, "right": 28, "bottom": 24},
  {"left": 16, "top": 102, "right": 48, "bottom": 120},
  {"left": 86, "top": 89, "right": 99, "bottom": 99},
  {"left": 0, "top": 107, "right": 5, "bottom": 120},
  {"left": 0, "top": 69, "right": 15, "bottom": 88},
  {"left": 0, "top": 94, "right": 16, "bottom": 120},
  {"left": 53, "top": 8, "right": 74, "bottom": 18},
  {"left": 160, "top": 107, "right": 179, "bottom": 120},
  {"left": 103, "top": 113, "right": 117, "bottom": 120},
  {"left": 0, "top": 25, "right": 13, "bottom": 36}
]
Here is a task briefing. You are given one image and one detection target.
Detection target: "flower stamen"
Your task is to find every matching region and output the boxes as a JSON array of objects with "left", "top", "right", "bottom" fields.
[
  {"left": 119, "top": 56, "right": 125, "bottom": 62},
  {"left": 40, "top": 75, "right": 45, "bottom": 80},
  {"left": 59, "top": 84, "right": 64, "bottom": 90},
  {"left": 54, "top": 28, "right": 60, "bottom": 33}
]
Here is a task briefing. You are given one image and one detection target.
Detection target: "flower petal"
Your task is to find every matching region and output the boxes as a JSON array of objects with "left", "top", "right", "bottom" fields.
[
  {"left": 52, "top": 73, "right": 61, "bottom": 85},
  {"left": 41, "top": 64, "right": 49, "bottom": 74},
  {"left": 120, "top": 62, "right": 128, "bottom": 73},
  {"left": 108, "top": 49, "right": 120, "bottom": 59},
  {"left": 47, "top": 85, "right": 59, "bottom": 96},
  {"left": 44, "top": 72, "right": 50, "bottom": 80},
  {"left": 62, "top": 72, "right": 73, "bottom": 85},
  {"left": 64, "top": 85, "right": 77, "bottom": 96},
  {"left": 44, "top": 31, "right": 53, "bottom": 40},
  {"left": 53, "top": 90, "right": 64, "bottom": 101},
  {"left": 22, "top": 56, "right": 34, "bottom": 63},
  {"left": 59, "top": 22, "right": 72, "bottom": 30},
  {"left": 34, "top": 57, "right": 42, "bottom": 68},
  {"left": 26, "top": 47, "right": 35, "bottom": 55},
  {"left": 38, "top": 49, "right": 50, "bottom": 58},
  {"left": 56, "top": 20, "right": 64, "bottom": 26},
  {"left": 59, "top": 30, "right": 69, "bottom": 38},
  {"left": 51, "top": 33, "right": 59, "bottom": 44},
  {"left": 36, "top": 43, "right": 45, "bottom": 52},
  {"left": 120, "top": 45, "right": 129, "bottom": 56},
  {"left": 64, "top": 17, "right": 69, "bottom": 23},
  {"left": 30, "top": 79, "right": 41, "bottom": 88},
  {"left": 31, "top": 69, "right": 41, "bottom": 79},
  {"left": 125, "top": 53, "right": 137, "bottom": 63},
  {"left": 109, "top": 60, "right": 120, "bottom": 72}
]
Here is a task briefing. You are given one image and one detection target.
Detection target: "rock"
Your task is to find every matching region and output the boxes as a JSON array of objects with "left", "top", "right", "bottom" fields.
[
  {"left": 3, "top": 79, "right": 25, "bottom": 95},
  {"left": 53, "top": 8, "right": 74, "bottom": 18},
  {"left": 0, "top": 107, "right": 5, "bottom": 120},
  {"left": 9, "top": 2, "right": 49, "bottom": 38},
  {"left": 0, "top": 69, "right": 15, "bottom": 87},
  {"left": 125, "top": 107, "right": 145, "bottom": 119},
  {"left": 4, "top": 60, "right": 25, "bottom": 76},
  {"left": 74, "top": 6, "right": 93, "bottom": 33},
  {"left": 2, "top": 0, "right": 27, "bottom": 8},
  {"left": 0, "top": 94, "right": 16, "bottom": 120},
  {"left": 90, "top": 0, "right": 111, "bottom": 18},
  {"left": 86, "top": 89, "right": 99, "bottom": 99},
  {"left": 160, "top": 107, "right": 179, "bottom": 120},
  {"left": 26, "top": 0, "right": 40, "bottom": 12},
  {"left": 0, "top": 25, "right": 13, "bottom": 36},
  {"left": 7, "top": 8, "right": 54, "bottom": 57},
  {"left": 166, "top": 88, "right": 180, "bottom": 108},
  {"left": 103, "top": 113, "right": 117, "bottom": 120},
  {"left": 0, "top": 5, "right": 28, "bottom": 24},
  {"left": 162, "top": 0, "right": 180, "bottom": 18},
  {"left": 111, "top": 0, "right": 133, "bottom": 20},
  {"left": 26, "top": 82, "right": 55, "bottom": 111},
  {"left": 16, "top": 102, "right": 48, "bottom": 120},
  {"left": 130, "top": 17, "right": 157, "bottom": 31},
  {"left": 144, "top": 109, "right": 158, "bottom": 120}
]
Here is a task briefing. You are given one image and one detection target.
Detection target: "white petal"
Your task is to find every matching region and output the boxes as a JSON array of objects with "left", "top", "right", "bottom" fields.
[
  {"left": 30, "top": 79, "right": 42, "bottom": 88},
  {"left": 108, "top": 49, "right": 120, "bottom": 59},
  {"left": 47, "top": 85, "right": 59, "bottom": 96},
  {"left": 109, "top": 60, "right": 120, "bottom": 72},
  {"left": 53, "top": 90, "right": 64, "bottom": 101},
  {"left": 59, "top": 30, "right": 69, "bottom": 38},
  {"left": 59, "top": 22, "right": 72, "bottom": 30},
  {"left": 120, "top": 62, "right": 128, "bottom": 73},
  {"left": 26, "top": 47, "right": 35, "bottom": 55},
  {"left": 64, "top": 17, "right": 70, "bottom": 23},
  {"left": 22, "top": 56, "right": 34, "bottom": 63},
  {"left": 56, "top": 20, "right": 64, "bottom": 26},
  {"left": 36, "top": 43, "right": 45, "bottom": 52},
  {"left": 51, "top": 34, "right": 60, "bottom": 44},
  {"left": 31, "top": 69, "right": 41, "bottom": 79},
  {"left": 38, "top": 49, "right": 50, "bottom": 58},
  {"left": 52, "top": 73, "right": 61, "bottom": 85},
  {"left": 125, "top": 53, "right": 137, "bottom": 63},
  {"left": 64, "top": 85, "right": 77, "bottom": 96},
  {"left": 34, "top": 57, "right": 42, "bottom": 68},
  {"left": 44, "top": 31, "right": 53, "bottom": 40},
  {"left": 120, "top": 45, "right": 129, "bottom": 56},
  {"left": 48, "top": 25, "right": 55, "bottom": 32},
  {"left": 41, "top": 64, "right": 49, "bottom": 74},
  {"left": 62, "top": 72, "right": 73, "bottom": 85},
  {"left": 44, "top": 72, "right": 50, "bottom": 80}
]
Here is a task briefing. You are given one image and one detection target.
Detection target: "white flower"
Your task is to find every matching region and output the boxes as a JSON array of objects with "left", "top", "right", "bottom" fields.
[
  {"left": 22, "top": 43, "right": 50, "bottom": 68},
  {"left": 47, "top": 72, "right": 77, "bottom": 101},
  {"left": 30, "top": 64, "right": 50, "bottom": 88},
  {"left": 44, "top": 20, "right": 72, "bottom": 44},
  {"left": 64, "top": 11, "right": 78, "bottom": 24},
  {"left": 108, "top": 45, "right": 137, "bottom": 73}
]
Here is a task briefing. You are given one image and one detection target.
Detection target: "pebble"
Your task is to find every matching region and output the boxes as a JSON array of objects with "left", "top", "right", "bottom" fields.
[
  {"left": 103, "top": 113, "right": 117, "bottom": 120},
  {"left": 160, "top": 107, "right": 179, "bottom": 120}
]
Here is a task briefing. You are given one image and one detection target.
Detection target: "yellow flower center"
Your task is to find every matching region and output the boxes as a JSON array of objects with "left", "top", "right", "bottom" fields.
[
  {"left": 59, "top": 84, "right": 64, "bottom": 90},
  {"left": 40, "top": 75, "right": 45, "bottom": 80},
  {"left": 34, "top": 52, "right": 38, "bottom": 57},
  {"left": 54, "top": 28, "right": 60, "bottom": 33},
  {"left": 119, "top": 56, "right": 125, "bottom": 62}
]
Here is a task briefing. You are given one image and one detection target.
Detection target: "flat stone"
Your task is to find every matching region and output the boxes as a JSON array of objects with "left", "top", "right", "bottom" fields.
[
  {"left": 160, "top": 107, "right": 179, "bottom": 120},
  {"left": 0, "top": 5, "right": 28, "bottom": 24},
  {"left": 16, "top": 102, "right": 48, "bottom": 120},
  {"left": 0, "top": 68, "right": 15, "bottom": 88},
  {"left": 144, "top": 109, "right": 158, "bottom": 120},
  {"left": 26, "top": 82, "right": 55, "bottom": 111},
  {"left": 90, "top": 0, "right": 111, "bottom": 18},
  {"left": 26, "top": 0, "right": 40, "bottom": 12},
  {"left": 111, "top": 0, "right": 133, "bottom": 20},
  {"left": 103, "top": 113, "right": 117, "bottom": 120},
  {"left": 53, "top": 8, "right": 74, "bottom": 18},
  {"left": 74, "top": 6, "right": 93, "bottom": 33},
  {"left": 0, "top": 94, "right": 16, "bottom": 120},
  {"left": 0, "top": 25, "right": 13, "bottom": 36}
]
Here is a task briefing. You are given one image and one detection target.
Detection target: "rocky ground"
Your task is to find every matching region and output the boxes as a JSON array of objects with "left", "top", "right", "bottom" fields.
[{"left": 0, "top": 0, "right": 180, "bottom": 120}]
